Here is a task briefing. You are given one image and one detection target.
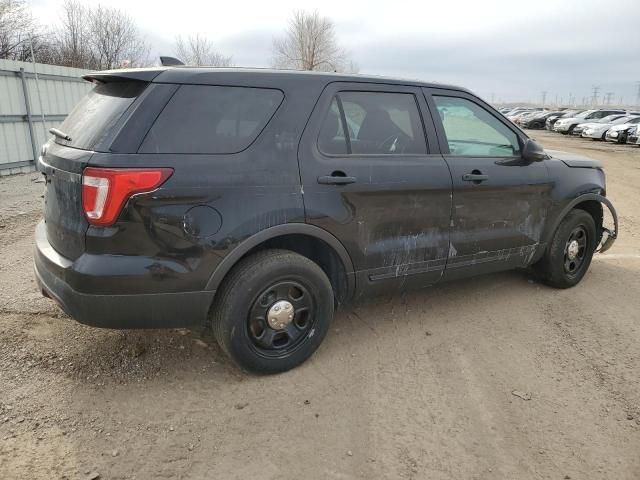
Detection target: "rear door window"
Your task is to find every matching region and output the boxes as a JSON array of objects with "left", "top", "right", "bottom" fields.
[
  {"left": 317, "top": 98, "right": 348, "bottom": 155},
  {"left": 56, "top": 81, "right": 147, "bottom": 151},
  {"left": 317, "top": 91, "right": 427, "bottom": 155},
  {"left": 140, "top": 85, "right": 283, "bottom": 154}
]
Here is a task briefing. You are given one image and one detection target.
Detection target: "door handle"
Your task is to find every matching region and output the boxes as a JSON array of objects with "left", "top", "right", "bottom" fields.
[
  {"left": 462, "top": 171, "right": 488, "bottom": 183},
  {"left": 317, "top": 172, "right": 357, "bottom": 185}
]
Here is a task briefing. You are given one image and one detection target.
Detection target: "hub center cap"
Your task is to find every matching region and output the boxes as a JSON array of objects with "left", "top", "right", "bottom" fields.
[
  {"left": 567, "top": 240, "right": 580, "bottom": 260},
  {"left": 267, "top": 300, "right": 294, "bottom": 330}
]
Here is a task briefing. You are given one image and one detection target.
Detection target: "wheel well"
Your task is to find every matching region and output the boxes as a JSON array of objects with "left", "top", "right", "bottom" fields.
[
  {"left": 225, "top": 234, "right": 350, "bottom": 304},
  {"left": 573, "top": 200, "right": 603, "bottom": 242}
]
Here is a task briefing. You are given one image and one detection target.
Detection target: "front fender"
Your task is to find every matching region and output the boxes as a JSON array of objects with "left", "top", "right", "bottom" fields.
[{"left": 545, "top": 193, "right": 618, "bottom": 253}]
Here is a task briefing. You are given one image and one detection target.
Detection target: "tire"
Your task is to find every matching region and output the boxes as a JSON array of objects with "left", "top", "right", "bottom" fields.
[
  {"left": 211, "top": 249, "right": 334, "bottom": 374},
  {"left": 533, "top": 209, "right": 597, "bottom": 289},
  {"left": 618, "top": 132, "right": 627, "bottom": 144}
]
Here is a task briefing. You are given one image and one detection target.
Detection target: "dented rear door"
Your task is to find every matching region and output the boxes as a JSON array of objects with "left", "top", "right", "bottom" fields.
[{"left": 299, "top": 82, "right": 452, "bottom": 295}]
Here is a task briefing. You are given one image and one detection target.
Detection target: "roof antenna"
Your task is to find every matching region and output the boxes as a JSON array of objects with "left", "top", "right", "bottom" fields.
[{"left": 160, "top": 56, "right": 185, "bottom": 66}]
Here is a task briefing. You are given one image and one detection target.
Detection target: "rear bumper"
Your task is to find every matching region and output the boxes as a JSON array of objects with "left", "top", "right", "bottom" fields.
[
  {"left": 34, "top": 220, "right": 215, "bottom": 328},
  {"left": 581, "top": 130, "right": 603, "bottom": 139},
  {"left": 554, "top": 123, "right": 572, "bottom": 132}
]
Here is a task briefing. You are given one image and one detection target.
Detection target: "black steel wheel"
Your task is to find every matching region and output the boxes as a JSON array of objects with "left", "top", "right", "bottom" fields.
[
  {"left": 247, "top": 280, "right": 316, "bottom": 356},
  {"left": 533, "top": 209, "right": 597, "bottom": 289},
  {"left": 212, "top": 249, "right": 334, "bottom": 374},
  {"left": 563, "top": 226, "right": 588, "bottom": 277}
]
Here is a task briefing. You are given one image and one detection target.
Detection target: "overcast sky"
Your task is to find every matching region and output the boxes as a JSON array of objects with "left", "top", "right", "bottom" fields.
[{"left": 30, "top": 0, "right": 640, "bottom": 105}]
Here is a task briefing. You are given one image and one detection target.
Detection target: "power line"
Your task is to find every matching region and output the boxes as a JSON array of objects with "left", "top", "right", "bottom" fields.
[
  {"left": 604, "top": 92, "right": 614, "bottom": 106},
  {"left": 591, "top": 85, "right": 600, "bottom": 106}
]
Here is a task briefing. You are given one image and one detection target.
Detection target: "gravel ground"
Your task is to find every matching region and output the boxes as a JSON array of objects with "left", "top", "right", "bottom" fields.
[{"left": 1, "top": 130, "right": 639, "bottom": 480}]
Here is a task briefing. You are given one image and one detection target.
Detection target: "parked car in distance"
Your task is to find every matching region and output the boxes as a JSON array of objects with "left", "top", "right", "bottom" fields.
[
  {"left": 546, "top": 110, "right": 584, "bottom": 130},
  {"left": 574, "top": 114, "right": 629, "bottom": 137},
  {"left": 604, "top": 116, "right": 640, "bottom": 143},
  {"left": 521, "top": 111, "right": 565, "bottom": 129},
  {"left": 508, "top": 108, "right": 543, "bottom": 123},
  {"left": 504, "top": 107, "right": 531, "bottom": 115},
  {"left": 34, "top": 67, "right": 618, "bottom": 373},
  {"left": 628, "top": 125, "right": 640, "bottom": 145},
  {"left": 511, "top": 111, "right": 535, "bottom": 125},
  {"left": 554, "top": 109, "right": 626, "bottom": 134}
]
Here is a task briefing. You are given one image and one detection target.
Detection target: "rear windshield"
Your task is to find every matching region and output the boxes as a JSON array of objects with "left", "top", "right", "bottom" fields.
[
  {"left": 139, "top": 85, "right": 284, "bottom": 154},
  {"left": 56, "top": 81, "right": 146, "bottom": 150}
]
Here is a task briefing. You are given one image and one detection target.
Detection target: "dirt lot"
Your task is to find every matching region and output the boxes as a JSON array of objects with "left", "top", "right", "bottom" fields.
[{"left": 1, "top": 130, "right": 639, "bottom": 480}]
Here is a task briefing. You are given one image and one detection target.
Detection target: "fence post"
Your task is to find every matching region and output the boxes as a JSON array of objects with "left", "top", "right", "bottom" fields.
[{"left": 19, "top": 67, "right": 39, "bottom": 166}]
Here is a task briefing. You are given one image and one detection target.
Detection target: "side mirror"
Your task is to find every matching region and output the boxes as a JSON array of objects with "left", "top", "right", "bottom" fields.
[{"left": 522, "top": 138, "right": 548, "bottom": 162}]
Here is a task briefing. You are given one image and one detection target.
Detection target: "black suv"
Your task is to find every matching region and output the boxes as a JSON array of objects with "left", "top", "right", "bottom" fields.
[{"left": 35, "top": 67, "right": 618, "bottom": 373}]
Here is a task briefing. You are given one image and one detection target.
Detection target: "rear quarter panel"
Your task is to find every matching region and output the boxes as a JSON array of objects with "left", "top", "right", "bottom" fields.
[{"left": 83, "top": 77, "right": 326, "bottom": 295}]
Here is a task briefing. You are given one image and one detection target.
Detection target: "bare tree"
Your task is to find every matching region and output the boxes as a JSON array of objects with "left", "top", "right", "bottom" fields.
[
  {"left": 174, "top": 34, "right": 232, "bottom": 66},
  {"left": 88, "top": 5, "right": 149, "bottom": 69},
  {"left": 0, "top": 0, "right": 48, "bottom": 61},
  {"left": 54, "top": 0, "right": 92, "bottom": 68},
  {"left": 272, "top": 10, "right": 354, "bottom": 72}
]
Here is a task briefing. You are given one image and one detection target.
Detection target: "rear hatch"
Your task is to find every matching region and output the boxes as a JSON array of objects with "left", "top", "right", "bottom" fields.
[{"left": 40, "top": 80, "right": 147, "bottom": 260}]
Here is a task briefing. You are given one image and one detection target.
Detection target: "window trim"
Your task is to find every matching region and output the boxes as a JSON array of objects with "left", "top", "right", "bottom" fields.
[
  {"left": 316, "top": 89, "right": 430, "bottom": 158},
  {"left": 334, "top": 94, "right": 352, "bottom": 153}
]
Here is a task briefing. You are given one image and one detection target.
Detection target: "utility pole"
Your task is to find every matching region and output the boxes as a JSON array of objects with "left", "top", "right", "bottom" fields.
[
  {"left": 591, "top": 85, "right": 600, "bottom": 106},
  {"left": 604, "top": 92, "right": 614, "bottom": 106},
  {"left": 541, "top": 90, "right": 547, "bottom": 108},
  {"left": 636, "top": 81, "right": 640, "bottom": 107}
]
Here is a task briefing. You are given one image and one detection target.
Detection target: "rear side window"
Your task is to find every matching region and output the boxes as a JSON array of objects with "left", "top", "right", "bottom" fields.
[
  {"left": 57, "top": 81, "right": 146, "bottom": 151},
  {"left": 318, "top": 91, "right": 427, "bottom": 155},
  {"left": 140, "top": 85, "right": 283, "bottom": 154}
]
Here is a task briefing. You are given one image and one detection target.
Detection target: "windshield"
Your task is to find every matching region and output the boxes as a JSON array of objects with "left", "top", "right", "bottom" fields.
[{"left": 56, "top": 81, "right": 147, "bottom": 151}]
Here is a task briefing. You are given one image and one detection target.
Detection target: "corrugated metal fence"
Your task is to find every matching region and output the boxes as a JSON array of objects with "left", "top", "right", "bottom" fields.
[{"left": 0, "top": 59, "right": 91, "bottom": 176}]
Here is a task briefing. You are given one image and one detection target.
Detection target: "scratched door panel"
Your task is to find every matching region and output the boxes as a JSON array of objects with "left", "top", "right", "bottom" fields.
[
  {"left": 299, "top": 82, "right": 452, "bottom": 296},
  {"left": 423, "top": 88, "right": 553, "bottom": 281}
]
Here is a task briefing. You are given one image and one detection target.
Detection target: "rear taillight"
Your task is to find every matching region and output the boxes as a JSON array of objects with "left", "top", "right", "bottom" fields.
[{"left": 82, "top": 167, "right": 173, "bottom": 226}]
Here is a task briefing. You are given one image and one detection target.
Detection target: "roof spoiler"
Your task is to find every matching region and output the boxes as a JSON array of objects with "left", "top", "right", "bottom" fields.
[
  {"left": 82, "top": 68, "right": 165, "bottom": 83},
  {"left": 160, "top": 56, "right": 185, "bottom": 66}
]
